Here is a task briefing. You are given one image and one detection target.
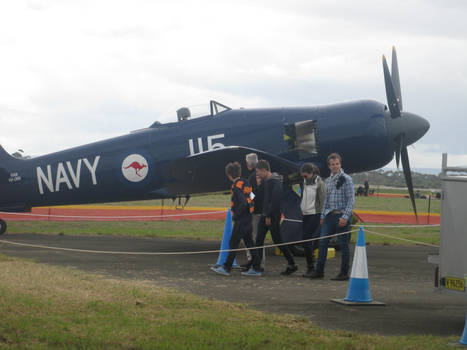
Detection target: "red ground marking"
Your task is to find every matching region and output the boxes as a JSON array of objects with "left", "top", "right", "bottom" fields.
[
  {"left": 2, "top": 207, "right": 227, "bottom": 222},
  {"left": 356, "top": 212, "right": 439, "bottom": 225}
]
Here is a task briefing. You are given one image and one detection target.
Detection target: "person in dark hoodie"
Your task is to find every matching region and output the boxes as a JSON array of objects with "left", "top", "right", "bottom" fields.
[
  {"left": 254, "top": 160, "right": 298, "bottom": 275},
  {"left": 211, "top": 161, "right": 262, "bottom": 276}
]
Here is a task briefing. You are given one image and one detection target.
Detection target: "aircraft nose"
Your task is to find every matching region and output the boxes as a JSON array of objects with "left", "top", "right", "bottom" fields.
[{"left": 385, "top": 111, "right": 430, "bottom": 148}]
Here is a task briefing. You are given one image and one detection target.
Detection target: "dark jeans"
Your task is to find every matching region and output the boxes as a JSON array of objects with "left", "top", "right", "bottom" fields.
[
  {"left": 302, "top": 214, "right": 321, "bottom": 269},
  {"left": 224, "top": 217, "right": 261, "bottom": 271},
  {"left": 255, "top": 214, "right": 295, "bottom": 266},
  {"left": 316, "top": 212, "right": 351, "bottom": 275}
]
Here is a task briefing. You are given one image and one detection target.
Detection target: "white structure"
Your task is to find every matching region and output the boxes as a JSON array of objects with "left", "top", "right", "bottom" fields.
[{"left": 429, "top": 153, "right": 467, "bottom": 296}]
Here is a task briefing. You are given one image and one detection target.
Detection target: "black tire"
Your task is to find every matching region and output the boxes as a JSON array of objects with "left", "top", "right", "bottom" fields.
[{"left": 0, "top": 219, "right": 6, "bottom": 235}]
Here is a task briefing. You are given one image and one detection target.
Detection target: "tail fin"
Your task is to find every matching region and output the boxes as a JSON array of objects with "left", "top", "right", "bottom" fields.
[{"left": 0, "top": 145, "right": 17, "bottom": 162}]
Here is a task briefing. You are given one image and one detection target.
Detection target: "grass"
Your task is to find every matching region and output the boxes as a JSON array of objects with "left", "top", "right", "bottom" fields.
[
  {"left": 5, "top": 220, "right": 226, "bottom": 240},
  {"left": 5, "top": 190, "right": 441, "bottom": 245},
  {"left": 354, "top": 196, "right": 440, "bottom": 214},
  {"left": 0, "top": 189, "right": 444, "bottom": 348},
  {"left": 5, "top": 220, "right": 440, "bottom": 246},
  {"left": 99, "top": 193, "right": 231, "bottom": 208},
  {"left": 358, "top": 187, "right": 439, "bottom": 195},
  {"left": 0, "top": 254, "right": 455, "bottom": 349},
  {"left": 354, "top": 224, "right": 440, "bottom": 246},
  {"left": 3, "top": 191, "right": 441, "bottom": 246}
]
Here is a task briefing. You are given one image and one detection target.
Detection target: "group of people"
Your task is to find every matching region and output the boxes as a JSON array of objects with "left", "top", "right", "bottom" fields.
[{"left": 211, "top": 152, "right": 355, "bottom": 281}]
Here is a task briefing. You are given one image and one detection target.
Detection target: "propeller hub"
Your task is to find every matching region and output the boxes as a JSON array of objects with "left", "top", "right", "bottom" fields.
[{"left": 385, "top": 110, "right": 430, "bottom": 150}]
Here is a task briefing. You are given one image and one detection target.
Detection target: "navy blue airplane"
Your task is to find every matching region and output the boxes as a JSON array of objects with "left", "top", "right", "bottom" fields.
[{"left": 0, "top": 48, "right": 429, "bottom": 234}]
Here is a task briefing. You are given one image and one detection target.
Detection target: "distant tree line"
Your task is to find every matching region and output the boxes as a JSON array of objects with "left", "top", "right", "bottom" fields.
[{"left": 351, "top": 169, "right": 441, "bottom": 189}]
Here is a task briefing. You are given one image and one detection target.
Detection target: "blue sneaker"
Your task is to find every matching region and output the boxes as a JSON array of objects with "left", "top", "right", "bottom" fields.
[
  {"left": 241, "top": 268, "right": 262, "bottom": 277},
  {"left": 211, "top": 266, "right": 230, "bottom": 276}
]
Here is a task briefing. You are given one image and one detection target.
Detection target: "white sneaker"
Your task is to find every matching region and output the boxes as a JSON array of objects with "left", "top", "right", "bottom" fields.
[
  {"left": 210, "top": 266, "right": 230, "bottom": 276},
  {"left": 241, "top": 268, "right": 262, "bottom": 276}
]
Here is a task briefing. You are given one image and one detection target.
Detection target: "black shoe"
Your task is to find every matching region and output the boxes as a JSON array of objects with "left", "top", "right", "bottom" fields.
[
  {"left": 302, "top": 268, "right": 314, "bottom": 278},
  {"left": 309, "top": 271, "right": 324, "bottom": 279},
  {"left": 331, "top": 274, "right": 349, "bottom": 281},
  {"left": 281, "top": 265, "right": 298, "bottom": 276}
]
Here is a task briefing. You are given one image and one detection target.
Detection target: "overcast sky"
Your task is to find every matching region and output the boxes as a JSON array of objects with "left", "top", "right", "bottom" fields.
[{"left": 1, "top": 0, "right": 466, "bottom": 169}]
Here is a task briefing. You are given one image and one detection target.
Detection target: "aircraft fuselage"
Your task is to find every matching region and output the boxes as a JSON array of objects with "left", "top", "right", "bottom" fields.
[{"left": 0, "top": 99, "right": 402, "bottom": 211}]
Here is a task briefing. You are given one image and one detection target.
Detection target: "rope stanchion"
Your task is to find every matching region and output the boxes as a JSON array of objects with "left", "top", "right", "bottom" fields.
[{"left": 0, "top": 229, "right": 359, "bottom": 256}]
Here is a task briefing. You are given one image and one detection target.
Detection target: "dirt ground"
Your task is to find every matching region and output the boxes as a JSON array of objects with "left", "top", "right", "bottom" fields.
[{"left": 1, "top": 233, "right": 466, "bottom": 337}]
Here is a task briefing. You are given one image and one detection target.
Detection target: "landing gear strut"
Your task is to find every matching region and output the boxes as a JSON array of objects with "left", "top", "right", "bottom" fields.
[{"left": 0, "top": 219, "right": 6, "bottom": 235}]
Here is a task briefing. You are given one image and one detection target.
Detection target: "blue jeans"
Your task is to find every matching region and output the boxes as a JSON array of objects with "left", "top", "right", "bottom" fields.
[{"left": 316, "top": 212, "right": 350, "bottom": 275}]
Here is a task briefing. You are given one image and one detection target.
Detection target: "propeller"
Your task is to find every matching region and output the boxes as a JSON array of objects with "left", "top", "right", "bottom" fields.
[{"left": 382, "top": 47, "right": 419, "bottom": 222}]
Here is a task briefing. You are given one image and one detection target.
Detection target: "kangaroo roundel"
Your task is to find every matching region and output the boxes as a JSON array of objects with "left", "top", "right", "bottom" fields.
[{"left": 122, "top": 154, "right": 149, "bottom": 182}]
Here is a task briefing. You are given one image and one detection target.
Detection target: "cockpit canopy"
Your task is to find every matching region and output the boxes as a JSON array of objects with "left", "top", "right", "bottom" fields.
[
  {"left": 149, "top": 100, "right": 232, "bottom": 129},
  {"left": 176, "top": 100, "right": 232, "bottom": 122}
]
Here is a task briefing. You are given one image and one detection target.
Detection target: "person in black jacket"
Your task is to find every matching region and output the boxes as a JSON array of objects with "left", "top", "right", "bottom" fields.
[
  {"left": 254, "top": 160, "right": 298, "bottom": 275},
  {"left": 211, "top": 162, "right": 262, "bottom": 276}
]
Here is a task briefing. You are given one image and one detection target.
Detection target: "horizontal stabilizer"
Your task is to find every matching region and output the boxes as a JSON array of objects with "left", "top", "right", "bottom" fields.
[
  {"left": 165, "top": 146, "right": 299, "bottom": 195},
  {"left": 0, "top": 145, "right": 16, "bottom": 162}
]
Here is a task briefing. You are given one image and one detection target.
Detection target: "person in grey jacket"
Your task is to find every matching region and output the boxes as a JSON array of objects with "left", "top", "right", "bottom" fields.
[{"left": 299, "top": 163, "right": 326, "bottom": 278}]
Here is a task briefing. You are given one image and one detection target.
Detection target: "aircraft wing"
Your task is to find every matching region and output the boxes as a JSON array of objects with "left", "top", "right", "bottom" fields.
[{"left": 165, "top": 146, "right": 300, "bottom": 195}]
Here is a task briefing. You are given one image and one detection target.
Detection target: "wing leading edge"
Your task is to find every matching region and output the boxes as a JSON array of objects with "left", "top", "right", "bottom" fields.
[{"left": 165, "top": 146, "right": 300, "bottom": 195}]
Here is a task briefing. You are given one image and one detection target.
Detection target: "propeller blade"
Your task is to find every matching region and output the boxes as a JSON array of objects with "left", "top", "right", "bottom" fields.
[
  {"left": 395, "top": 134, "right": 403, "bottom": 169},
  {"left": 391, "top": 46, "right": 403, "bottom": 111},
  {"left": 395, "top": 149, "right": 401, "bottom": 170},
  {"left": 400, "top": 145, "right": 418, "bottom": 222},
  {"left": 382, "top": 55, "right": 401, "bottom": 118}
]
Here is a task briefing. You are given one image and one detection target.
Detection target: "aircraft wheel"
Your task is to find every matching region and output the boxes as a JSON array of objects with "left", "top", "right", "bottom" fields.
[{"left": 0, "top": 219, "right": 6, "bottom": 235}]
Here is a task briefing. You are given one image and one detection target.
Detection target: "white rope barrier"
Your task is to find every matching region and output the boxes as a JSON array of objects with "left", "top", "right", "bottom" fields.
[
  {"left": 354, "top": 224, "right": 440, "bottom": 228},
  {"left": 0, "top": 225, "right": 439, "bottom": 256},
  {"left": 0, "top": 229, "right": 358, "bottom": 256},
  {"left": 363, "top": 228, "right": 440, "bottom": 248},
  {"left": 282, "top": 218, "right": 303, "bottom": 223},
  {"left": 283, "top": 219, "right": 440, "bottom": 228},
  {"left": 0, "top": 210, "right": 225, "bottom": 220},
  {"left": 282, "top": 220, "right": 440, "bottom": 247},
  {"left": 284, "top": 218, "right": 440, "bottom": 228},
  {"left": 2, "top": 211, "right": 441, "bottom": 227}
]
